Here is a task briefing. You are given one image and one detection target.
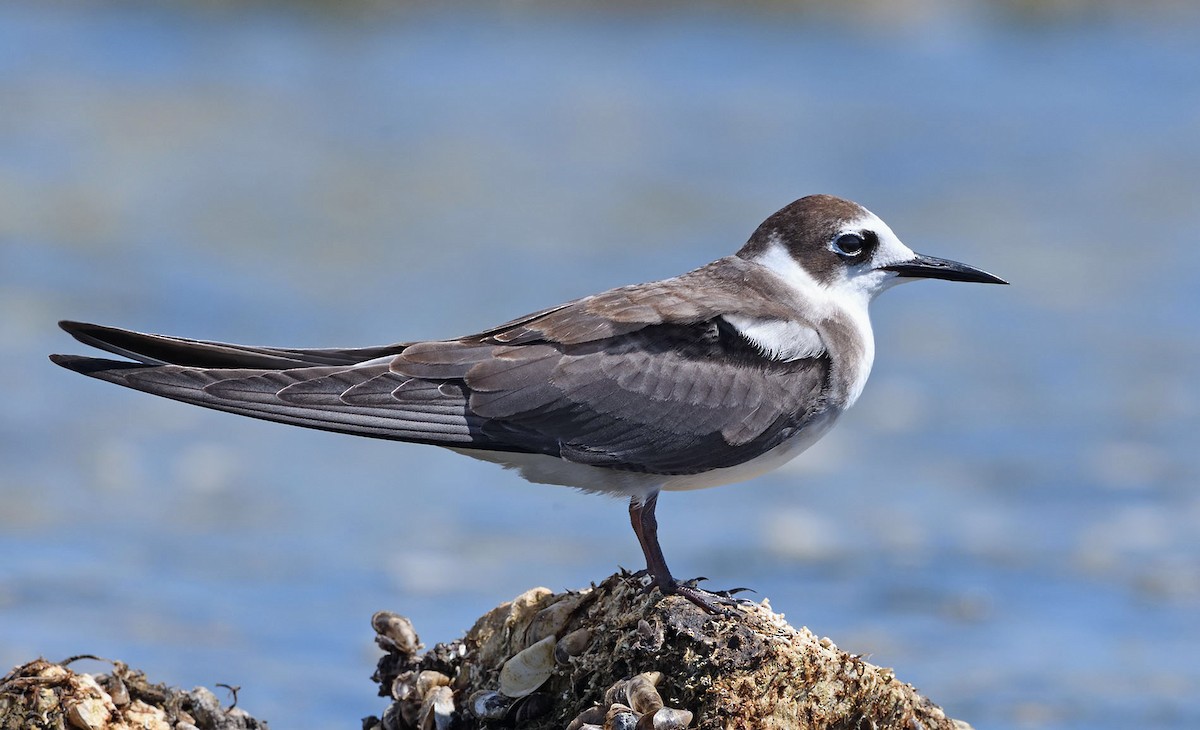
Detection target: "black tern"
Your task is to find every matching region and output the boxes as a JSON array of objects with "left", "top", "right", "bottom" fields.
[{"left": 52, "top": 194, "right": 1006, "bottom": 613}]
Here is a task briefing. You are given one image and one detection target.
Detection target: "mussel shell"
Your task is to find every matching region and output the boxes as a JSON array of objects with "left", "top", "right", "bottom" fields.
[
  {"left": 417, "top": 685, "right": 454, "bottom": 730},
  {"left": 555, "top": 628, "right": 593, "bottom": 665},
  {"left": 468, "top": 690, "right": 512, "bottom": 721},
  {"left": 650, "top": 707, "right": 693, "bottom": 730},
  {"left": 605, "top": 706, "right": 639, "bottom": 730},
  {"left": 626, "top": 673, "right": 664, "bottom": 715},
  {"left": 415, "top": 670, "right": 451, "bottom": 699},
  {"left": 509, "top": 692, "right": 553, "bottom": 723},
  {"left": 498, "top": 635, "right": 556, "bottom": 698},
  {"left": 565, "top": 705, "right": 606, "bottom": 730}
]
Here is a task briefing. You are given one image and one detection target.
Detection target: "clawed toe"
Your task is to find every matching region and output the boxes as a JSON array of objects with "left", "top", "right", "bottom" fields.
[
  {"left": 664, "top": 581, "right": 756, "bottom": 616},
  {"left": 680, "top": 577, "right": 755, "bottom": 600}
]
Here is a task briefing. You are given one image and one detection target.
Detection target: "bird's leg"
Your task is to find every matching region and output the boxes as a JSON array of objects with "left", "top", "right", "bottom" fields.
[{"left": 628, "top": 493, "right": 743, "bottom": 615}]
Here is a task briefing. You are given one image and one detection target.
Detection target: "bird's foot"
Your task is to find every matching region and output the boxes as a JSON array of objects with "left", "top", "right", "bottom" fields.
[
  {"left": 656, "top": 576, "right": 757, "bottom": 617},
  {"left": 680, "top": 576, "right": 756, "bottom": 599}
]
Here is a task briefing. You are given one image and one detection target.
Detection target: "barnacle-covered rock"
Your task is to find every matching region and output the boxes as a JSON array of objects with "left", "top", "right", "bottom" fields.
[
  {"left": 0, "top": 658, "right": 265, "bottom": 730},
  {"left": 367, "top": 571, "right": 972, "bottom": 729}
]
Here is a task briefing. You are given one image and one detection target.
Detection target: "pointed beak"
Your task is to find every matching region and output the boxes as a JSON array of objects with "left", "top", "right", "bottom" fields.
[{"left": 882, "top": 253, "right": 1008, "bottom": 285}]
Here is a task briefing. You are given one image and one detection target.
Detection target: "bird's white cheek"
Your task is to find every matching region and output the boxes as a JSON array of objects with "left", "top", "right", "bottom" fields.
[
  {"left": 877, "top": 271, "right": 912, "bottom": 293},
  {"left": 836, "top": 268, "right": 891, "bottom": 303}
]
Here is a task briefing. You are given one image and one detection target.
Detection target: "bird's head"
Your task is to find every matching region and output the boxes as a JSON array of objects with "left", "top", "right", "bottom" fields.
[{"left": 737, "top": 194, "right": 1007, "bottom": 306}]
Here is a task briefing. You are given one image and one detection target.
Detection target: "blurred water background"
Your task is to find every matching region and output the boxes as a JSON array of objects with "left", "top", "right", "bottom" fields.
[{"left": 2, "top": 1, "right": 1199, "bottom": 728}]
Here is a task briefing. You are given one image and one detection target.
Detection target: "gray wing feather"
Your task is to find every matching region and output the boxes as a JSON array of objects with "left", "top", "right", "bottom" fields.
[
  {"left": 52, "top": 356, "right": 483, "bottom": 446},
  {"left": 59, "top": 320, "right": 408, "bottom": 368}
]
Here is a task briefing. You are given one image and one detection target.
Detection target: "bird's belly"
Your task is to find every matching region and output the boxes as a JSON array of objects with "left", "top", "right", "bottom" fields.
[
  {"left": 659, "top": 408, "right": 840, "bottom": 492},
  {"left": 447, "top": 409, "right": 840, "bottom": 499},
  {"left": 446, "top": 446, "right": 665, "bottom": 500}
]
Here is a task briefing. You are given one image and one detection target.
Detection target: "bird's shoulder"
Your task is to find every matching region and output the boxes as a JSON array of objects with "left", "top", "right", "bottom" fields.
[{"left": 458, "top": 256, "right": 810, "bottom": 349}]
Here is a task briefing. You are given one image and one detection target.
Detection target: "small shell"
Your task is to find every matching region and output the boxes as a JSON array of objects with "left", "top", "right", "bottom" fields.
[
  {"left": 605, "top": 704, "right": 638, "bottom": 730},
  {"left": 498, "top": 634, "right": 556, "bottom": 698},
  {"left": 417, "top": 685, "right": 454, "bottom": 730},
  {"left": 626, "top": 673, "right": 664, "bottom": 715},
  {"left": 635, "top": 619, "right": 665, "bottom": 652},
  {"left": 395, "top": 677, "right": 423, "bottom": 729},
  {"left": 524, "top": 592, "right": 585, "bottom": 644},
  {"left": 555, "top": 628, "right": 593, "bottom": 665},
  {"left": 650, "top": 708, "right": 693, "bottom": 730},
  {"left": 565, "top": 705, "right": 606, "bottom": 730},
  {"left": 380, "top": 702, "right": 405, "bottom": 730},
  {"left": 415, "top": 670, "right": 451, "bottom": 699},
  {"left": 65, "top": 698, "right": 110, "bottom": 730},
  {"left": 510, "top": 692, "right": 553, "bottom": 723},
  {"left": 391, "top": 671, "right": 417, "bottom": 702},
  {"left": 603, "top": 679, "right": 629, "bottom": 708},
  {"left": 468, "top": 690, "right": 512, "bottom": 720},
  {"left": 106, "top": 674, "right": 130, "bottom": 707},
  {"left": 372, "top": 611, "right": 423, "bottom": 655}
]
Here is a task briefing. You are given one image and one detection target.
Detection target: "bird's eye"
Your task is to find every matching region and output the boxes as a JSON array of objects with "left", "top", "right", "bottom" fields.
[{"left": 832, "top": 233, "right": 867, "bottom": 257}]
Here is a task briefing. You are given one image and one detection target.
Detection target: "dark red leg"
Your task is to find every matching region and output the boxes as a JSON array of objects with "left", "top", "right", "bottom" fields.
[{"left": 628, "top": 493, "right": 745, "bottom": 615}]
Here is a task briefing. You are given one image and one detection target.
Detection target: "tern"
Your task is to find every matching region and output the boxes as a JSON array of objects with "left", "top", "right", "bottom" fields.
[{"left": 52, "top": 194, "right": 1006, "bottom": 613}]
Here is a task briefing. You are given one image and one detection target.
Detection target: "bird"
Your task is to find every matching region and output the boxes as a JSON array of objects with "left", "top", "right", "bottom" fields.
[{"left": 51, "top": 194, "right": 1006, "bottom": 614}]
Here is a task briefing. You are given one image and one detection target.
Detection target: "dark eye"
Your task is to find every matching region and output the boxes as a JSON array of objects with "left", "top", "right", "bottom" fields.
[{"left": 832, "top": 233, "right": 866, "bottom": 257}]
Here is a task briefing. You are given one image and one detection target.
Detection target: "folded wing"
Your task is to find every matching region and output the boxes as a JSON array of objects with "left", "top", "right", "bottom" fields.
[{"left": 52, "top": 259, "right": 830, "bottom": 476}]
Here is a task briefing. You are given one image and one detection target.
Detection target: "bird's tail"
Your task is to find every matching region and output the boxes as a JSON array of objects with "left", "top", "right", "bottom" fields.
[{"left": 50, "top": 321, "right": 481, "bottom": 447}]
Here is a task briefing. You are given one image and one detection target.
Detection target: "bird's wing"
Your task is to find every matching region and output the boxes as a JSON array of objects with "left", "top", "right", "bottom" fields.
[
  {"left": 51, "top": 257, "right": 831, "bottom": 473},
  {"left": 410, "top": 321, "right": 829, "bottom": 474},
  {"left": 391, "top": 258, "right": 832, "bottom": 474}
]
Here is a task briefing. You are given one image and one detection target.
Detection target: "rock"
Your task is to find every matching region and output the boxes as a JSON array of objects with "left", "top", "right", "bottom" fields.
[
  {"left": 0, "top": 570, "right": 972, "bottom": 730},
  {"left": 0, "top": 658, "right": 267, "bottom": 730},
  {"left": 369, "top": 571, "right": 973, "bottom": 729}
]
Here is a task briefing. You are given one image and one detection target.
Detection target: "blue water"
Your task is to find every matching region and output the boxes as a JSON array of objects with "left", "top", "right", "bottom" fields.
[{"left": 2, "top": 3, "right": 1198, "bottom": 728}]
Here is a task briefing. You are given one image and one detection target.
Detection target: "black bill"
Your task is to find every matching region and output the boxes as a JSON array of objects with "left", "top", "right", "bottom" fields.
[{"left": 883, "top": 253, "right": 1008, "bottom": 285}]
